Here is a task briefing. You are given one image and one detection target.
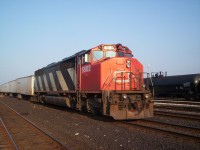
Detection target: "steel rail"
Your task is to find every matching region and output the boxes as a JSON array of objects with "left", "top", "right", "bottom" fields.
[
  {"left": 0, "top": 117, "right": 18, "bottom": 150},
  {"left": 122, "top": 120, "right": 200, "bottom": 142},
  {"left": 0, "top": 101, "right": 71, "bottom": 150},
  {"left": 141, "top": 119, "right": 200, "bottom": 131},
  {"left": 153, "top": 100, "right": 200, "bottom": 105},
  {"left": 154, "top": 110, "right": 200, "bottom": 121}
]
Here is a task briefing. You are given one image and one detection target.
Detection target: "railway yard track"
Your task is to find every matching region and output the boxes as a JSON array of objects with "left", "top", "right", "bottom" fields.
[
  {"left": 154, "top": 99, "right": 200, "bottom": 111},
  {"left": 154, "top": 108, "right": 200, "bottom": 121},
  {"left": 154, "top": 99, "right": 200, "bottom": 121},
  {"left": 123, "top": 119, "right": 200, "bottom": 142},
  {"left": 0, "top": 117, "right": 18, "bottom": 150},
  {"left": 119, "top": 99, "right": 200, "bottom": 142},
  {"left": 0, "top": 97, "right": 200, "bottom": 149},
  {"left": 154, "top": 99, "right": 200, "bottom": 105},
  {"left": 0, "top": 101, "right": 68, "bottom": 150}
]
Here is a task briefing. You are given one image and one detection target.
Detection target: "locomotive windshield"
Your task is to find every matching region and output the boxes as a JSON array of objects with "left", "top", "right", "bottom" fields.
[
  {"left": 116, "top": 44, "right": 133, "bottom": 58},
  {"left": 118, "top": 52, "right": 133, "bottom": 58},
  {"left": 93, "top": 50, "right": 104, "bottom": 61},
  {"left": 93, "top": 50, "right": 116, "bottom": 62},
  {"left": 106, "top": 51, "right": 116, "bottom": 58},
  {"left": 118, "top": 52, "right": 124, "bottom": 57},
  {"left": 91, "top": 44, "right": 133, "bottom": 62},
  {"left": 126, "top": 53, "right": 133, "bottom": 57}
]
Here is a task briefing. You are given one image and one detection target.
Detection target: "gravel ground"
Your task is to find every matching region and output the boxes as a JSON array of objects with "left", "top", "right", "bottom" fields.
[{"left": 1, "top": 96, "right": 200, "bottom": 150}]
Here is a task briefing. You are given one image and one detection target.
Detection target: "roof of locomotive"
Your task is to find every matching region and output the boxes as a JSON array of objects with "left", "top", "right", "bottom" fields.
[
  {"left": 43, "top": 50, "right": 87, "bottom": 70},
  {"left": 62, "top": 50, "right": 87, "bottom": 62},
  {"left": 35, "top": 43, "right": 132, "bottom": 72}
]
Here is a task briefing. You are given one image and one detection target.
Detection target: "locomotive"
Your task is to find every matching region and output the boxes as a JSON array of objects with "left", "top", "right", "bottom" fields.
[
  {"left": 145, "top": 71, "right": 200, "bottom": 100},
  {"left": 0, "top": 44, "right": 153, "bottom": 120}
]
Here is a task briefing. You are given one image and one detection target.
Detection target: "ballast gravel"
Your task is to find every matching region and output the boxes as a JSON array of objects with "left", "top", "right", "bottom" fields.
[{"left": 0, "top": 97, "right": 200, "bottom": 150}]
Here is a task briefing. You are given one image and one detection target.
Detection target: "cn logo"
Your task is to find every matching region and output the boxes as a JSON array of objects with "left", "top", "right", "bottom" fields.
[{"left": 113, "top": 71, "right": 131, "bottom": 83}]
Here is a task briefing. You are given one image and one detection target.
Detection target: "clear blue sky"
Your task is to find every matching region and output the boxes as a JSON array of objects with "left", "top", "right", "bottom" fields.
[{"left": 0, "top": 0, "right": 200, "bottom": 84}]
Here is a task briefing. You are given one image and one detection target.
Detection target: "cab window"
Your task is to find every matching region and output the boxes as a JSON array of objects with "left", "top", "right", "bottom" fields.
[
  {"left": 118, "top": 52, "right": 124, "bottom": 57},
  {"left": 106, "top": 51, "right": 116, "bottom": 58},
  {"left": 82, "top": 53, "right": 90, "bottom": 64},
  {"left": 126, "top": 53, "right": 133, "bottom": 57},
  {"left": 93, "top": 50, "right": 103, "bottom": 61}
]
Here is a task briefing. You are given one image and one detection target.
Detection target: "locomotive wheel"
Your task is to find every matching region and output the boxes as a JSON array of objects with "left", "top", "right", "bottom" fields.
[{"left": 86, "top": 99, "right": 97, "bottom": 114}]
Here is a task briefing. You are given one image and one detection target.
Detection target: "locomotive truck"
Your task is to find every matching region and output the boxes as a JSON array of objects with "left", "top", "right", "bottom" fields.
[{"left": 0, "top": 44, "right": 153, "bottom": 120}]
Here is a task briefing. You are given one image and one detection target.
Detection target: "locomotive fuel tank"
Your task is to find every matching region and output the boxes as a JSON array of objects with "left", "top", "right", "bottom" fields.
[{"left": 44, "top": 96, "right": 76, "bottom": 108}]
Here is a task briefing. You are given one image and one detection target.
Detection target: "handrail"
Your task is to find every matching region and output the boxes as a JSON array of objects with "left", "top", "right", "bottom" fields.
[
  {"left": 102, "top": 71, "right": 145, "bottom": 91},
  {"left": 114, "top": 71, "right": 143, "bottom": 90}
]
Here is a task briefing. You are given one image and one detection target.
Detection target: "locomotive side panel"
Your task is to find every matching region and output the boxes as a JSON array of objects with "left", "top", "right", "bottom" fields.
[
  {"left": 35, "top": 68, "right": 45, "bottom": 92},
  {"left": 130, "top": 58, "right": 144, "bottom": 90},
  {"left": 45, "top": 64, "right": 61, "bottom": 91},
  {"left": 34, "top": 57, "right": 76, "bottom": 93},
  {"left": 81, "top": 63, "right": 101, "bottom": 91},
  {"left": 59, "top": 58, "right": 76, "bottom": 91}
]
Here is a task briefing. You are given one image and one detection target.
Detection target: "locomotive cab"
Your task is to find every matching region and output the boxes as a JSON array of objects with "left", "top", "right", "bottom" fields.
[{"left": 82, "top": 44, "right": 133, "bottom": 63}]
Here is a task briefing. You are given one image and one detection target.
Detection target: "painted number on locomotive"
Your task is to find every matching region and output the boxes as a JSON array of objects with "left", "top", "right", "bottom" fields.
[{"left": 82, "top": 65, "right": 91, "bottom": 73}]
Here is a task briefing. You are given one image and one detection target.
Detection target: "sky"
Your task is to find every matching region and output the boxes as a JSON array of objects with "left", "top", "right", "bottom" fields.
[{"left": 0, "top": 0, "right": 200, "bottom": 84}]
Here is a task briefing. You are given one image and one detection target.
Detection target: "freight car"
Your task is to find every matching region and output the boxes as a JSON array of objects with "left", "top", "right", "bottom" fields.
[
  {"left": 33, "top": 44, "right": 153, "bottom": 120},
  {"left": 0, "top": 76, "right": 34, "bottom": 99},
  {"left": 145, "top": 72, "right": 200, "bottom": 100}
]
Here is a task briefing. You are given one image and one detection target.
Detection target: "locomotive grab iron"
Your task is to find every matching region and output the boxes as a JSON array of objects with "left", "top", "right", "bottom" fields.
[{"left": 0, "top": 44, "right": 153, "bottom": 120}]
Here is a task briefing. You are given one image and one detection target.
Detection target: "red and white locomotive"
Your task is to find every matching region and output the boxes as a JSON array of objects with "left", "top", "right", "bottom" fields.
[{"left": 33, "top": 44, "right": 153, "bottom": 120}]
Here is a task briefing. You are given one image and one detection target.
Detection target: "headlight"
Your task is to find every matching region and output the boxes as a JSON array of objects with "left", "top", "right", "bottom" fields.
[
  {"left": 123, "top": 94, "right": 127, "bottom": 99},
  {"left": 126, "top": 60, "right": 131, "bottom": 68},
  {"left": 144, "top": 94, "right": 149, "bottom": 99},
  {"left": 121, "top": 94, "right": 127, "bottom": 100},
  {"left": 195, "top": 80, "right": 198, "bottom": 84}
]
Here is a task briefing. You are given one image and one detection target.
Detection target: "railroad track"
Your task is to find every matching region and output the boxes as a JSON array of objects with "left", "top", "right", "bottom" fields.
[
  {"left": 154, "top": 99, "right": 200, "bottom": 105},
  {"left": 123, "top": 119, "right": 200, "bottom": 141},
  {"left": 0, "top": 101, "right": 69, "bottom": 150},
  {"left": 153, "top": 100, "right": 200, "bottom": 121},
  {"left": 154, "top": 109, "right": 200, "bottom": 121},
  {"left": 0, "top": 117, "right": 18, "bottom": 150},
  {"left": 154, "top": 100, "right": 200, "bottom": 112}
]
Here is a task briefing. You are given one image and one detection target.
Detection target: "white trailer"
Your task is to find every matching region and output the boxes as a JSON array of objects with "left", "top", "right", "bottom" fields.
[
  {"left": 0, "top": 83, "right": 9, "bottom": 94},
  {"left": 0, "top": 75, "right": 34, "bottom": 99},
  {"left": 8, "top": 80, "right": 17, "bottom": 95},
  {"left": 0, "top": 80, "right": 16, "bottom": 96},
  {"left": 16, "top": 75, "right": 34, "bottom": 99}
]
